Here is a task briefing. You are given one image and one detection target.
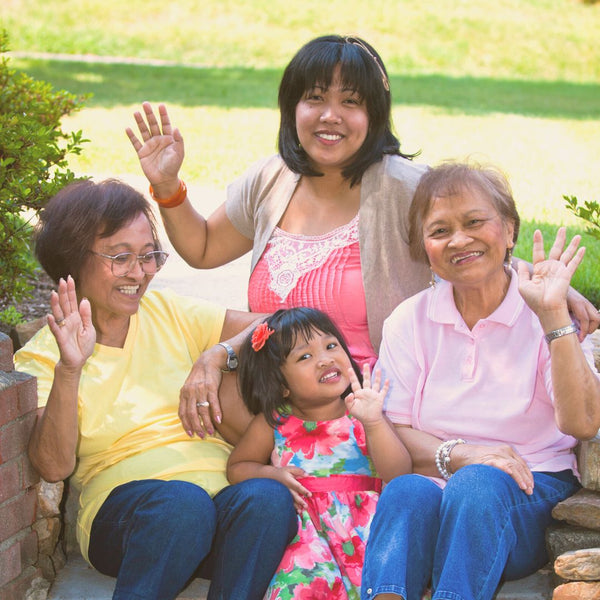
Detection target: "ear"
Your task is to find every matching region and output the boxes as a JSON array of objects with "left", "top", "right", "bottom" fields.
[
  {"left": 282, "top": 387, "right": 290, "bottom": 398},
  {"left": 505, "top": 220, "right": 515, "bottom": 249}
]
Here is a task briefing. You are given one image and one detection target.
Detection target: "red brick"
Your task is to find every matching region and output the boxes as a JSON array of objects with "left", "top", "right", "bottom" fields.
[
  {"left": 0, "top": 461, "right": 20, "bottom": 503},
  {"left": 0, "top": 384, "right": 19, "bottom": 427},
  {"left": 0, "top": 489, "right": 37, "bottom": 540},
  {"left": 0, "top": 566, "right": 44, "bottom": 600},
  {"left": 0, "top": 413, "right": 36, "bottom": 463},
  {"left": 19, "top": 454, "right": 40, "bottom": 490},
  {"left": 0, "top": 333, "right": 14, "bottom": 372},
  {"left": 15, "top": 372, "right": 38, "bottom": 415},
  {"left": 0, "top": 542, "right": 21, "bottom": 586}
]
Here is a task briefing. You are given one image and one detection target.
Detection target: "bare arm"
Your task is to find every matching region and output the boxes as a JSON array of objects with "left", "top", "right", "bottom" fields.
[
  {"left": 126, "top": 102, "right": 253, "bottom": 268},
  {"left": 227, "top": 414, "right": 310, "bottom": 512},
  {"left": 179, "top": 310, "right": 267, "bottom": 443},
  {"left": 518, "top": 228, "right": 600, "bottom": 440},
  {"left": 28, "top": 277, "right": 96, "bottom": 481},
  {"left": 345, "top": 365, "right": 412, "bottom": 482}
]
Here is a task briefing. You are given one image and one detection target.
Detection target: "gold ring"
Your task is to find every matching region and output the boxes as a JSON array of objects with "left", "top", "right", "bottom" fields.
[
  {"left": 196, "top": 401, "right": 210, "bottom": 408},
  {"left": 56, "top": 319, "right": 66, "bottom": 327}
]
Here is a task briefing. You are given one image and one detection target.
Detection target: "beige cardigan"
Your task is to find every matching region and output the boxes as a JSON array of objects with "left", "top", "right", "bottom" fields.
[{"left": 225, "top": 154, "right": 431, "bottom": 352}]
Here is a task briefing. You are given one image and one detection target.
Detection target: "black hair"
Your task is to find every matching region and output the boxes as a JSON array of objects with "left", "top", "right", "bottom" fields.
[
  {"left": 238, "top": 307, "right": 362, "bottom": 427},
  {"left": 278, "top": 35, "right": 418, "bottom": 187},
  {"left": 35, "top": 179, "right": 161, "bottom": 284}
]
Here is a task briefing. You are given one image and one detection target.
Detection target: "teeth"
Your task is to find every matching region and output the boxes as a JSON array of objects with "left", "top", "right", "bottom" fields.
[
  {"left": 451, "top": 252, "right": 482, "bottom": 264},
  {"left": 320, "top": 371, "right": 338, "bottom": 382},
  {"left": 318, "top": 133, "right": 342, "bottom": 141},
  {"left": 118, "top": 285, "right": 139, "bottom": 295}
]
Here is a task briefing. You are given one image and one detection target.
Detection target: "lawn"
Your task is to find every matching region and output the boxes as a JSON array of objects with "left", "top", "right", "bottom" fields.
[{"left": 1, "top": 0, "right": 600, "bottom": 303}]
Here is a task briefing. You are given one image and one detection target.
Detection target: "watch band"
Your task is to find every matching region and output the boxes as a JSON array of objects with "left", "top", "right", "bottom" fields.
[
  {"left": 544, "top": 323, "right": 578, "bottom": 345},
  {"left": 217, "top": 342, "right": 239, "bottom": 371}
]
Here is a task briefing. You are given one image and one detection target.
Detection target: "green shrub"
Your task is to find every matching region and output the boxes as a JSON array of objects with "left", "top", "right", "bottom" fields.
[
  {"left": 0, "top": 30, "right": 89, "bottom": 328},
  {"left": 564, "top": 195, "right": 600, "bottom": 242}
]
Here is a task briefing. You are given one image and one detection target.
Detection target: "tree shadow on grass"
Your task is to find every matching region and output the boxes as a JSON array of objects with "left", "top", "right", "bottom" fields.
[{"left": 13, "top": 58, "right": 600, "bottom": 119}]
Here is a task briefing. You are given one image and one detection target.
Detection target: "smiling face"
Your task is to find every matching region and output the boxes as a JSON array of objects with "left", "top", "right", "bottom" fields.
[
  {"left": 423, "top": 188, "right": 515, "bottom": 290},
  {"left": 78, "top": 212, "right": 157, "bottom": 331},
  {"left": 280, "top": 329, "right": 352, "bottom": 417},
  {"left": 294, "top": 65, "right": 369, "bottom": 174}
]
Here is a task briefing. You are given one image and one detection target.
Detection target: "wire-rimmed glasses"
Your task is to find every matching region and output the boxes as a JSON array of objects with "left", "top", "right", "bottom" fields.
[{"left": 90, "top": 250, "right": 169, "bottom": 277}]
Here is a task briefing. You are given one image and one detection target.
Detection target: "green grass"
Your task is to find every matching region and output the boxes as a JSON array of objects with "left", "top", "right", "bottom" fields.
[{"left": 2, "top": 0, "right": 600, "bottom": 305}]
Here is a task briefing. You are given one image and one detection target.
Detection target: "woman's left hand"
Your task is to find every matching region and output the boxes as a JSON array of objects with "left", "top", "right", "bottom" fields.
[
  {"left": 518, "top": 228, "right": 588, "bottom": 331},
  {"left": 345, "top": 364, "right": 389, "bottom": 427},
  {"left": 179, "top": 345, "right": 224, "bottom": 438}
]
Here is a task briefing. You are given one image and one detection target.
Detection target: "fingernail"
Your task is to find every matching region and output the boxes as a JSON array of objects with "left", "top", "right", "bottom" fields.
[
  {"left": 186, "top": 430, "right": 193, "bottom": 437},
  {"left": 216, "top": 415, "right": 222, "bottom": 424}
]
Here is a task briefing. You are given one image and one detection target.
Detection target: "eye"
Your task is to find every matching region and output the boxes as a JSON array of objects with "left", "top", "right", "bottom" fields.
[
  {"left": 467, "top": 219, "right": 483, "bottom": 227},
  {"left": 112, "top": 253, "right": 133, "bottom": 265},
  {"left": 428, "top": 228, "right": 448, "bottom": 238},
  {"left": 326, "top": 342, "right": 337, "bottom": 350},
  {"left": 298, "top": 353, "right": 312, "bottom": 361},
  {"left": 141, "top": 252, "right": 158, "bottom": 264}
]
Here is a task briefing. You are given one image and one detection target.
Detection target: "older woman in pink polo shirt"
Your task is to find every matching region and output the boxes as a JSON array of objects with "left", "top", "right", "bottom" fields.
[{"left": 362, "top": 162, "right": 600, "bottom": 600}]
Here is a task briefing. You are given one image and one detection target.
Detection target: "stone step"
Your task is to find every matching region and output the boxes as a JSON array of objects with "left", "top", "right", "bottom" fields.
[{"left": 48, "top": 555, "right": 554, "bottom": 600}]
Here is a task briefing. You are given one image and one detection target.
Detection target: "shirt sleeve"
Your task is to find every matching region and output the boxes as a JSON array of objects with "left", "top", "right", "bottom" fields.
[{"left": 377, "top": 302, "right": 424, "bottom": 425}]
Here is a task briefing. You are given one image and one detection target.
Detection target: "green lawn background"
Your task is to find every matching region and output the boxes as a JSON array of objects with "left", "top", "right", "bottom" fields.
[{"left": 2, "top": 0, "right": 599, "bottom": 302}]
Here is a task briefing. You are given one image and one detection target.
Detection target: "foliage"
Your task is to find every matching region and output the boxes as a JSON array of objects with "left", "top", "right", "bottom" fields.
[
  {"left": 0, "top": 30, "right": 90, "bottom": 327},
  {"left": 564, "top": 195, "right": 600, "bottom": 242}
]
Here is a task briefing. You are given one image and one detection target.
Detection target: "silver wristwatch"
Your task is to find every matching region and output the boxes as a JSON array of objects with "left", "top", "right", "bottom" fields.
[{"left": 217, "top": 342, "right": 239, "bottom": 371}]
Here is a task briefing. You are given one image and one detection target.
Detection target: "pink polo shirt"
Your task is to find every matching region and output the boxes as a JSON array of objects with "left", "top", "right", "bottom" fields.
[{"left": 378, "top": 271, "right": 598, "bottom": 483}]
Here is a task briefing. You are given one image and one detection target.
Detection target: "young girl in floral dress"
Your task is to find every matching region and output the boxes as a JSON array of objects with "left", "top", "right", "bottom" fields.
[{"left": 227, "top": 307, "right": 411, "bottom": 600}]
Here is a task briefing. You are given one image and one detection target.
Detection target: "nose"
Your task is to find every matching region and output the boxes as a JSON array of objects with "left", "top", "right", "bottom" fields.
[
  {"left": 448, "top": 229, "right": 473, "bottom": 248},
  {"left": 317, "top": 353, "right": 334, "bottom": 367},
  {"left": 319, "top": 102, "right": 342, "bottom": 124},
  {"left": 127, "top": 258, "right": 146, "bottom": 278}
]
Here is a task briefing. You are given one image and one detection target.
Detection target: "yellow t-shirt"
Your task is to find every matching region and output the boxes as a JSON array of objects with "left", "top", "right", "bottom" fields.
[{"left": 14, "top": 289, "right": 231, "bottom": 563}]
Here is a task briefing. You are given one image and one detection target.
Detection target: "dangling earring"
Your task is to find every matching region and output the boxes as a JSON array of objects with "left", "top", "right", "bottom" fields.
[
  {"left": 429, "top": 267, "right": 436, "bottom": 288},
  {"left": 505, "top": 247, "right": 513, "bottom": 271}
]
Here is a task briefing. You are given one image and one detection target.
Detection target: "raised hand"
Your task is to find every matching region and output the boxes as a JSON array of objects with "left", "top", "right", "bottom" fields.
[
  {"left": 345, "top": 363, "right": 389, "bottom": 427},
  {"left": 48, "top": 276, "right": 96, "bottom": 371},
  {"left": 517, "top": 228, "right": 585, "bottom": 324},
  {"left": 126, "top": 102, "right": 184, "bottom": 192}
]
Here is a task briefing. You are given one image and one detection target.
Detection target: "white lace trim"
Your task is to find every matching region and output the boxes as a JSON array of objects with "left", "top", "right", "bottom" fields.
[{"left": 263, "top": 215, "right": 359, "bottom": 301}]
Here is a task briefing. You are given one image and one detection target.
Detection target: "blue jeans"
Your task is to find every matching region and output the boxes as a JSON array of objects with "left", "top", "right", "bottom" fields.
[
  {"left": 361, "top": 465, "right": 579, "bottom": 600},
  {"left": 88, "top": 478, "right": 297, "bottom": 600}
]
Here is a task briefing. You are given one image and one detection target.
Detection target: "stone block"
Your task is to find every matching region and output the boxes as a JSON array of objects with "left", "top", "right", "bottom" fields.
[
  {"left": 546, "top": 522, "right": 600, "bottom": 561},
  {"left": 552, "top": 488, "right": 600, "bottom": 530},
  {"left": 577, "top": 440, "right": 600, "bottom": 491},
  {"left": 11, "top": 317, "right": 46, "bottom": 353},
  {"left": 554, "top": 547, "right": 600, "bottom": 581},
  {"left": 552, "top": 580, "right": 600, "bottom": 599},
  {"left": 33, "top": 517, "right": 61, "bottom": 557},
  {"left": 37, "top": 480, "right": 64, "bottom": 518}
]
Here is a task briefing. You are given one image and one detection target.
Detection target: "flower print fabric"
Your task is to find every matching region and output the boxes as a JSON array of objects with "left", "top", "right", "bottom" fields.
[{"left": 265, "top": 412, "right": 380, "bottom": 600}]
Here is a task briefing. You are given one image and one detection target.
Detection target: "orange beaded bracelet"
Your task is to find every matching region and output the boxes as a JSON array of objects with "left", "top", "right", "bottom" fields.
[{"left": 149, "top": 180, "right": 187, "bottom": 208}]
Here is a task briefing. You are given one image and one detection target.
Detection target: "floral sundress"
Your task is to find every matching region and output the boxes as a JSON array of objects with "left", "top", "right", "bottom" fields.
[{"left": 265, "top": 412, "right": 381, "bottom": 600}]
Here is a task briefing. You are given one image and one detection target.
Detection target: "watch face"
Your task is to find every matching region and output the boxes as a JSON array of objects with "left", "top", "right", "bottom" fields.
[{"left": 228, "top": 355, "right": 239, "bottom": 370}]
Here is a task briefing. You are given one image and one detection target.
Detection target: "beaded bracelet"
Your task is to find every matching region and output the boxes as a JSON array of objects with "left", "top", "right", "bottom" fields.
[
  {"left": 435, "top": 439, "right": 466, "bottom": 480},
  {"left": 149, "top": 180, "right": 187, "bottom": 208}
]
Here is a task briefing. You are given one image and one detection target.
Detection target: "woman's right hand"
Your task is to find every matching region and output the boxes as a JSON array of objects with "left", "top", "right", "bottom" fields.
[
  {"left": 452, "top": 442, "right": 535, "bottom": 495},
  {"left": 48, "top": 276, "right": 96, "bottom": 371},
  {"left": 126, "top": 102, "right": 185, "bottom": 194}
]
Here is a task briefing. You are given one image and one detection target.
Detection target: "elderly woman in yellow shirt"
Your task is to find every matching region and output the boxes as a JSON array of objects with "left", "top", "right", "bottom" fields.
[{"left": 14, "top": 179, "right": 296, "bottom": 600}]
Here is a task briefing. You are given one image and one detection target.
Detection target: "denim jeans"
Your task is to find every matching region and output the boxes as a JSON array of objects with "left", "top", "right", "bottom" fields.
[
  {"left": 88, "top": 478, "right": 297, "bottom": 600},
  {"left": 361, "top": 465, "right": 579, "bottom": 600}
]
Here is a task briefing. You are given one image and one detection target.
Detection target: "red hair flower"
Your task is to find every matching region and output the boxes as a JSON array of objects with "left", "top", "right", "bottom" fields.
[{"left": 251, "top": 322, "right": 275, "bottom": 351}]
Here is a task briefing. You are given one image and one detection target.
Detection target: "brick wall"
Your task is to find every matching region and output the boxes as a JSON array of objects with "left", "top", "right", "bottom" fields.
[{"left": 0, "top": 332, "right": 56, "bottom": 599}]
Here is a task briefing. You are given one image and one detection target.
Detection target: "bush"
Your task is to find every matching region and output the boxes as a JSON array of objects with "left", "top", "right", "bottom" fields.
[
  {"left": 564, "top": 195, "right": 600, "bottom": 242},
  {"left": 0, "top": 30, "right": 89, "bottom": 328}
]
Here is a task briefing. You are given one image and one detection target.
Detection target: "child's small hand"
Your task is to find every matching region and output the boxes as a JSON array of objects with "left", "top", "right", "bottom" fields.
[
  {"left": 345, "top": 364, "right": 389, "bottom": 427},
  {"left": 272, "top": 466, "right": 312, "bottom": 514}
]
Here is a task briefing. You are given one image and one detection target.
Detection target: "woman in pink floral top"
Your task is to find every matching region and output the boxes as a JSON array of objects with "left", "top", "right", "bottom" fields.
[{"left": 227, "top": 308, "right": 411, "bottom": 599}]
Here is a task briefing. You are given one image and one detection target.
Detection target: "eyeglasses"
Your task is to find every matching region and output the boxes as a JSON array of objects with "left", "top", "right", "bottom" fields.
[
  {"left": 91, "top": 250, "right": 169, "bottom": 277},
  {"left": 344, "top": 36, "right": 390, "bottom": 92}
]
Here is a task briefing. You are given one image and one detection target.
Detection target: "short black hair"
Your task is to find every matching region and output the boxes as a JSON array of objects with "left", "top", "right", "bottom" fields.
[
  {"left": 238, "top": 307, "right": 362, "bottom": 427},
  {"left": 278, "top": 35, "right": 417, "bottom": 186}
]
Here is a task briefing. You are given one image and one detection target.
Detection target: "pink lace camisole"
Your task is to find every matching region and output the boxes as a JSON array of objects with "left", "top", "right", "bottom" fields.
[{"left": 248, "top": 215, "right": 376, "bottom": 368}]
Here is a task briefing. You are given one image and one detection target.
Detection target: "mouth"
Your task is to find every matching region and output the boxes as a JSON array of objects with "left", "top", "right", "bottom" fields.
[
  {"left": 117, "top": 285, "right": 141, "bottom": 296},
  {"left": 316, "top": 132, "right": 343, "bottom": 142},
  {"left": 451, "top": 251, "right": 483, "bottom": 265},
  {"left": 319, "top": 368, "right": 341, "bottom": 383}
]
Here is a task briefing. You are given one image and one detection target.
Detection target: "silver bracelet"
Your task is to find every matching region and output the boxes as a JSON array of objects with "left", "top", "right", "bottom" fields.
[
  {"left": 435, "top": 439, "right": 466, "bottom": 480},
  {"left": 544, "top": 323, "right": 578, "bottom": 345}
]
